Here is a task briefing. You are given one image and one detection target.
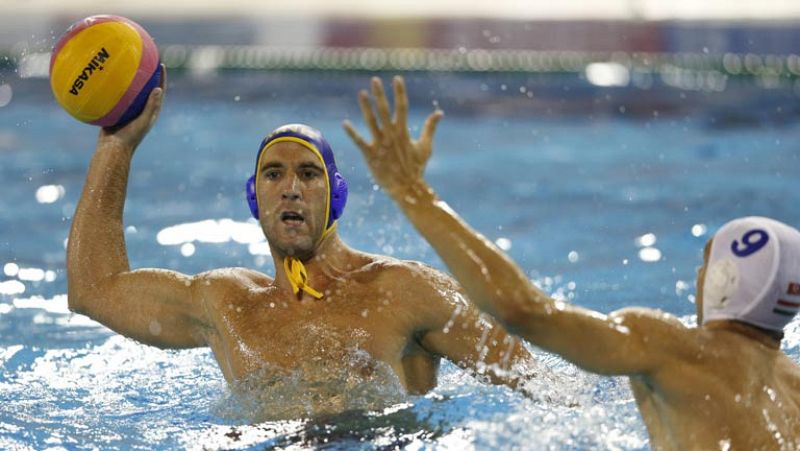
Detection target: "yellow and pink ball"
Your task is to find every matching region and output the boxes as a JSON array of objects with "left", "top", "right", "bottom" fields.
[{"left": 49, "top": 15, "right": 161, "bottom": 127}]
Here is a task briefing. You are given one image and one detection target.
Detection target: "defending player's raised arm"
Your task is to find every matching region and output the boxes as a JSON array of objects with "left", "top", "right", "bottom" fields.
[
  {"left": 344, "top": 76, "right": 694, "bottom": 376},
  {"left": 67, "top": 66, "right": 212, "bottom": 349}
]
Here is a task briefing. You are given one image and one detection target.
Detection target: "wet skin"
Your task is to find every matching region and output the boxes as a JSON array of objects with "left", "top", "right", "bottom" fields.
[
  {"left": 345, "top": 75, "right": 800, "bottom": 450},
  {"left": 66, "top": 67, "right": 531, "bottom": 411}
]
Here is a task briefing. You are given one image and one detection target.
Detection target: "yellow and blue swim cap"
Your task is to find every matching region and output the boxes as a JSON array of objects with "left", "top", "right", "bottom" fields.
[{"left": 245, "top": 124, "right": 348, "bottom": 232}]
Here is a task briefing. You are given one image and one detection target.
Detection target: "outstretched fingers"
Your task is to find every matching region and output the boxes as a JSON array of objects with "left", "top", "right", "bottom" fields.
[
  {"left": 343, "top": 120, "right": 371, "bottom": 155},
  {"left": 358, "top": 90, "right": 381, "bottom": 140},
  {"left": 393, "top": 76, "right": 409, "bottom": 139},
  {"left": 420, "top": 110, "right": 444, "bottom": 147},
  {"left": 371, "top": 77, "right": 393, "bottom": 130}
]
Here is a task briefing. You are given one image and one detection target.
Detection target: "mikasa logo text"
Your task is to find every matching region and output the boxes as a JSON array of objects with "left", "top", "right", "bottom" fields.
[{"left": 68, "top": 48, "right": 110, "bottom": 95}]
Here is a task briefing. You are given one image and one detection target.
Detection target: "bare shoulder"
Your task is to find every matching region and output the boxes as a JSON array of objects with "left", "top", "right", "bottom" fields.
[
  {"left": 609, "top": 307, "right": 688, "bottom": 330},
  {"left": 193, "top": 267, "right": 272, "bottom": 291},
  {"left": 356, "top": 255, "right": 468, "bottom": 321},
  {"left": 610, "top": 306, "right": 702, "bottom": 361},
  {"left": 355, "top": 255, "right": 456, "bottom": 292},
  {"left": 609, "top": 307, "right": 692, "bottom": 340}
]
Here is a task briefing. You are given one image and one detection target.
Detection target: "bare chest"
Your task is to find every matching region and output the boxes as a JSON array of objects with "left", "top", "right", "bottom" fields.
[{"left": 205, "top": 284, "right": 418, "bottom": 380}]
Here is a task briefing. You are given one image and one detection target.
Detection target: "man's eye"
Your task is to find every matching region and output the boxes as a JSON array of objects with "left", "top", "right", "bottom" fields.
[
  {"left": 264, "top": 170, "right": 281, "bottom": 180},
  {"left": 302, "top": 170, "right": 318, "bottom": 179}
]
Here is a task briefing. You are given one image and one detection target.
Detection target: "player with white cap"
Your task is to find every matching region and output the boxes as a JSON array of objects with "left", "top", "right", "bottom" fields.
[
  {"left": 346, "top": 75, "right": 800, "bottom": 450},
  {"left": 702, "top": 216, "right": 800, "bottom": 335}
]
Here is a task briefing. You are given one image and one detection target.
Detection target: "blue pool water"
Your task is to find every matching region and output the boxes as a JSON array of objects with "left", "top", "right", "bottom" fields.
[{"left": 1, "top": 70, "right": 799, "bottom": 449}]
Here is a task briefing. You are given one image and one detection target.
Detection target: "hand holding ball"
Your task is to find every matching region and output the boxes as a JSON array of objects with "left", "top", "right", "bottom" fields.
[{"left": 49, "top": 15, "right": 162, "bottom": 128}]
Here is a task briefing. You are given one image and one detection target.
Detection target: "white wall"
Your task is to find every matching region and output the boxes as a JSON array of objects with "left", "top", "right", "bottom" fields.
[{"left": 1, "top": 0, "right": 799, "bottom": 20}]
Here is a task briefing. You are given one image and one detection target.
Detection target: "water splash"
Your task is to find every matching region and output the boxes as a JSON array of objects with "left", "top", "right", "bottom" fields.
[
  {"left": 214, "top": 347, "right": 407, "bottom": 423},
  {"left": 0, "top": 293, "right": 652, "bottom": 449}
]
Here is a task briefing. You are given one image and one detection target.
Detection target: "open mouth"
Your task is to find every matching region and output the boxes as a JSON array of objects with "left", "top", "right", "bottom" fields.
[{"left": 280, "top": 211, "right": 305, "bottom": 225}]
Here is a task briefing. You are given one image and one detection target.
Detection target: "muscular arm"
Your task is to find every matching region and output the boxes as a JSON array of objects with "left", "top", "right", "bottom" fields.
[
  {"left": 67, "top": 71, "right": 209, "bottom": 348},
  {"left": 403, "top": 264, "right": 533, "bottom": 389},
  {"left": 399, "top": 186, "right": 695, "bottom": 375},
  {"left": 344, "top": 76, "right": 691, "bottom": 376}
]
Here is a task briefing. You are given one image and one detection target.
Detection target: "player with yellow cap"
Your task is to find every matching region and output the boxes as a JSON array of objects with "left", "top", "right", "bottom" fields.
[{"left": 66, "top": 71, "right": 535, "bottom": 418}]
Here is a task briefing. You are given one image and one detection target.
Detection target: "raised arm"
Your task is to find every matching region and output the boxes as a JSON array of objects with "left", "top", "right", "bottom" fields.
[
  {"left": 344, "top": 77, "right": 690, "bottom": 376},
  {"left": 67, "top": 67, "right": 209, "bottom": 349}
]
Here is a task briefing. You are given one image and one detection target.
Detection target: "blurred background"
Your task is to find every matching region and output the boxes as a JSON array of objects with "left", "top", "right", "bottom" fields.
[
  {"left": 3, "top": 0, "right": 800, "bottom": 127},
  {"left": 4, "top": 0, "right": 800, "bottom": 77}
]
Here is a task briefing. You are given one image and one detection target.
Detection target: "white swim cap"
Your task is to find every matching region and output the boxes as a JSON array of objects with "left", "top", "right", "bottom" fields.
[{"left": 702, "top": 217, "right": 800, "bottom": 331}]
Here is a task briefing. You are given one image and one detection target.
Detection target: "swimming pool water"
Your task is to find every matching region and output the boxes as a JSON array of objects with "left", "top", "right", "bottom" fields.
[{"left": 1, "top": 70, "right": 799, "bottom": 449}]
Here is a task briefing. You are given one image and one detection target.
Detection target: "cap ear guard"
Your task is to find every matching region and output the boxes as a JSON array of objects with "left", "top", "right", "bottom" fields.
[
  {"left": 246, "top": 175, "right": 259, "bottom": 219},
  {"left": 329, "top": 172, "right": 348, "bottom": 223}
]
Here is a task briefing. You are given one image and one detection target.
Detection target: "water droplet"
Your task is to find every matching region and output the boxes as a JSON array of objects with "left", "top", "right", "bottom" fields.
[
  {"left": 35, "top": 185, "right": 65, "bottom": 204},
  {"left": 568, "top": 251, "right": 579, "bottom": 263},
  {"left": 691, "top": 224, "right": 707, "bottom": 237},
  {"left": 149, "top": 320, "right": 162, "bottom": 336},
  {"left": 635, "top": 233, "right": 657, "bottom": 247},
  {"left": 567, "top": 281, "right": 576, "bottom": 290},
  {"left": 639, "top": 247, "right": 662, "bottom": 263},
  {"left": 495, "top": 237, "right": 512, "bottom": 251}
]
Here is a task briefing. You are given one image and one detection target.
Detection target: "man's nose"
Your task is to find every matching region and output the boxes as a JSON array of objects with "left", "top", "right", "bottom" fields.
[{"left": 281, "top": 176, "right": 302, "bottom": 201}]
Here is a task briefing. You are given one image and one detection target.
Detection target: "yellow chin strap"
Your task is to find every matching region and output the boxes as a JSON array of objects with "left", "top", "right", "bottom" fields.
[
  {"left": 283, "top": 256, "right": 323, "bottom": 299},
  {"left": 282, "top": 222, "right": 337, "bottom": 300}
]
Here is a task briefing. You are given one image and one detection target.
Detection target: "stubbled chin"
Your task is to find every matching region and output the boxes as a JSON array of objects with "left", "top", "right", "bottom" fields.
[
  {"left": 280, "top": 224, "right": 313, "bottom": 242},
  {"left": 262, "top": 219, "right": 325, "bottom": 257},
  {"left": 270, "top": 233, "right": 316, "bottom": 259}
]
